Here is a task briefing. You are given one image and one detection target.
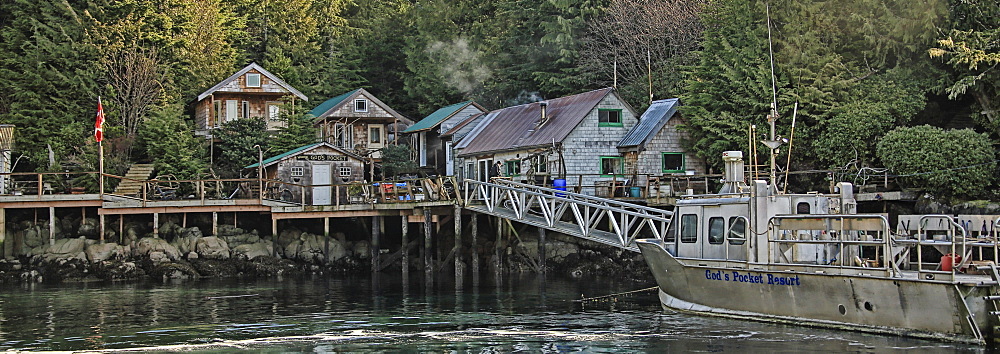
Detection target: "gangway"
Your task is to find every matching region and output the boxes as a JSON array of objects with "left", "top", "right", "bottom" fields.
[{"left": 463, "top": 179, "right": 672, "bottom": 252}]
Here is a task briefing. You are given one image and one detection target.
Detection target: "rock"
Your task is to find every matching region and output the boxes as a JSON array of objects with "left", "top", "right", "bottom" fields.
[
  {"left": 283, "top": 233, "right": 344, "bottom": 263},
  {"left": 217, "top": 225, "right": 244, "bottom": 237},
  {"left": 149, "top": 251, "right": 168, "bottom": 263},
  {"left": 232, "top": 241, "right": 273, "bottom": 260},
  {"left": 187, "top": 251, "right": 198, "bottom": 259},
  {"left": 277, "top": 228, "right": 303, "bottom": 249},
  {"left": 173, "top": 230, "right": 200, "bottom": 255},
  {"left": 47, "top": 237, "right": 87, "bottom": 255},
  {"left": 196, "top": 236, "right": 230, "bottom": 259},
  {"left": 135, "top": 237, "right": 182, "bottom": 261},
  {"left": 180, "top": 227, "right": 203, "bottom": 239},
  {"left": 24, "top": 226, "right": 47, "bottom": 249},
  {"left": 77, "top": 218, "right": 98, "bottom": 237},
  {"left": 85, "top": 243, "right": 124, "bottom": 262},
  {"left": 352, "top": 240, "right": 370, "bottom": 260}
]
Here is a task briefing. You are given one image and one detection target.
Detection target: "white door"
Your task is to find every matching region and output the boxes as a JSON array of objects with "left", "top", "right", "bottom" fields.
[
  {"left": 418, "top": 132, "right": 427, "bottom": 167},
  {"left": 312, "top": 164, "right": 332, "bottom": 205},
  {"left": 445, "top": 141, "right": 454, "bottom": 175}
]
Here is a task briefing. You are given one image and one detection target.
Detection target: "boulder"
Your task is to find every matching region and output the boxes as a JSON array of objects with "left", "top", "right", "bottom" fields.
[
  {"left": 283, "top": 233, "right": 344, "bottom": 263},
  {"left": 24, "top": 226, "right": 47, "bottom": 249},
  {"left": 216, "top": 224, "right": 244, "bottom": 237},
  {"left": 180, "top": 227, "right": 203, "bottom": 239},
  {"left": 352, "top": 240, "right": 370, "bottom": 260},
  {"left": 77, "top": 218, "right": 98, "bottom": 237},
  {"left": 85, "top": 243, "right": 124, "bottom": 262},
  {"left": 48, "top": 237, "right": 88, "bottom": 255},
  {"left": 135, "top": 237, "right": 182, "bottom": 261},
  {"left": 196, "top": 236, "right": 231, "bottom": 259},
  {"left": 232, "top": 241, "right": 273, "bottom": 260}
]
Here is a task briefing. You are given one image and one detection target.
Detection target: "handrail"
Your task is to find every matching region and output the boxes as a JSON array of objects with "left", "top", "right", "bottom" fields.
[
  {"left": 766, "top": 214, "right": 895, "bottom": 276},
  {"left": 916, "top": 215, "right": 968, "bottom": 281}
]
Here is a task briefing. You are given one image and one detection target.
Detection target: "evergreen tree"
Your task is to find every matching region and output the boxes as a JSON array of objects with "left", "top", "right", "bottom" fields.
[
  {"left": 270, "top": 104, "right": 319, "bottom": 156},
  {"left": 140, "top": 104, "right": 206, "bottom": 180},
  {"left": 214, "top": 117, "right": 269, "bottom": 177}
]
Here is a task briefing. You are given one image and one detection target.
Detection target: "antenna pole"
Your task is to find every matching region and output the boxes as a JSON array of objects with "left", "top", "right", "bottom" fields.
[
  {"left": 762, "top": 3, "right": 781, "bottom": 191},
  {"left": 783, "top": 102, "right": 798, "bottom": 194}
]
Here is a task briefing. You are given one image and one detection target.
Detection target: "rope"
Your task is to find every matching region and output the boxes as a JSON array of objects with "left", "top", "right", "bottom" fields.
[{"left": 573, "top": 286, "right": 658, "bottom": 303}]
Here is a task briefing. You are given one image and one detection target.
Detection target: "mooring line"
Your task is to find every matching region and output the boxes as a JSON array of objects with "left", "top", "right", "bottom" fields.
[
  {"left": 205, "top": 294, "right": 260, "bottom": 300},
  {"left": 574, "top": 286, "right": 658, "bottom": 303}
]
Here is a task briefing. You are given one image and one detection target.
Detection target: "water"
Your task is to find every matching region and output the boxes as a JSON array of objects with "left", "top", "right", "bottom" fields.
[{"left": 0, "top": 273, "right": 984, "bottom": 352}]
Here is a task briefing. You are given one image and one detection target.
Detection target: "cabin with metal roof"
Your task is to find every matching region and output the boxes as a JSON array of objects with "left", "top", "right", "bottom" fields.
[
  {"left": 402, "top": 101, "right": 486, "bottom": 176},
  {"left": 245, "top": 142, "right": 366, "bottom": 205},
  {"left": 453, "top": 88, "right": 640, "bottom": 194},
  {"left": 618, "top": 98, "right": 705, "bottom": 177},
  {"left": 194, "top": 63, "right": 308, "bottom": 135},
  {"left": 308, "top": 88, "right": 413, "bottom": 161}
]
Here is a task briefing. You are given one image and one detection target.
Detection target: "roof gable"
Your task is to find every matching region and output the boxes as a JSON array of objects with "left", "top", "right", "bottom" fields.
[
  {"left": 618, "top": 98, "right": 680, "bottom": 151},
  {"left": 245, "top": 142, "right": 364, "bottom": 169},
  {"left": 197, "top": 63, "right": 308, "bottom": 102},
  {"left": 456, "top": 88, "right": 629, "bottom": 157},
  {"left": 307, "top": 88, "right": 412, "bottom": 124},
  {"left": 403, "top": 101, "right": 485, "bottom": 133}
]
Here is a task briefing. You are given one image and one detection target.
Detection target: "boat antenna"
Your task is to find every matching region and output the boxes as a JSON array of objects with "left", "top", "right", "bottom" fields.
[
  {"left": 782, "top": 102, "right": 798, "bottom": 194},
  {"left": 761, "top": 3, "right": 783, "bottom": 192}
]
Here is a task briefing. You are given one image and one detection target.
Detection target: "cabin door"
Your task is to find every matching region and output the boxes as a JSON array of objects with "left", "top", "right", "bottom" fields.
[
  {"left": 445, "top": 141, "right": 454, "bottom": 175},
  {"left": 312, "top": 164, "right": 332, "bottom": 205}
]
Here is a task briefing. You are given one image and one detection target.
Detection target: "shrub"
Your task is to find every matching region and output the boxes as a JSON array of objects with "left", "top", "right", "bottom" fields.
[{"left": 876, "top": 125, "right": 995, "bottom": 198}]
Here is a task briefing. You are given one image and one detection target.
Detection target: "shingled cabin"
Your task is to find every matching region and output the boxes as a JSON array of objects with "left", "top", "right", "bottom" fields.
[{"left": 193, "top": 63, "right": 308, "bottom": 136}]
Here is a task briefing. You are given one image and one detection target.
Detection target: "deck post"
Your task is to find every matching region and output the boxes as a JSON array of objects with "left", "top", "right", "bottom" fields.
[
  {"left": 454, "top": 205, "right": 462, "bottom": 289},
  {"left": 212, "top": 212, "right": 218, "bottom": 236},
  {"left": 118, "top": 215, "right": 124, "bottom": 244},
  {"left": 49, "top": 207, "right": 55, "bottom": 246},
  {"left": 271, "top": 217, "right": 278, "bottom": 257},
  {"left": 424, "top": 207, "right": 433, "bottom": 283},
  {"left": 0, "top": 208, "right": 6, "bottom": 258},
  {"left": 401, "top": 215, "right": 409, "bottom": 279},
  {"left": 324, "top": 217, "right": 330, "bottom": 265},
  {"left": 471, "top": 213, "right": 478, "bottom": 283},
  {"left": 372, "top": 215, "right": 381, "bottom": 272},
  {"left": 153, "top": 213, "right": 159, "bottom": 238},
  {"left": 99, "top": 213, "right": 105, "bottom": 243},
  {"left": 538, "top": 227, "right": 546, "bottom": 273},
  {"left": 495, "top": 216, "right": 502, "bottom": 275},
  {"left": 182, "top": 213, "right": 187, "bottom": 228}
]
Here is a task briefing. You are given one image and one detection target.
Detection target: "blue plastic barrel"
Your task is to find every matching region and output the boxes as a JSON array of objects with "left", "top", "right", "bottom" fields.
[
  {"left": 629, "top": 186, "right": 641, "bottom": 198},
  {"left": 553, "top": 179, "right": 567, "bottom": 197}
]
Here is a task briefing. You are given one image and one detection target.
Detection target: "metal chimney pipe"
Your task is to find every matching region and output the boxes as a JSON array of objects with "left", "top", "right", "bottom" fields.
[{"left": 539, "top": 101, "right": 548, "bottom": 124}]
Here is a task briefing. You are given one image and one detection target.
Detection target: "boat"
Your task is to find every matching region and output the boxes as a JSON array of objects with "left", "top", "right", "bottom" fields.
[{"left": 636, "top": 150, "right": 1000, "bottom": 344}]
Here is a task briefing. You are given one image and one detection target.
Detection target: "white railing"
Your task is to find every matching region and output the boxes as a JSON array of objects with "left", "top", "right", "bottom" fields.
[{"left": 463, "top": 179, "right": 672, "bottom": 251}]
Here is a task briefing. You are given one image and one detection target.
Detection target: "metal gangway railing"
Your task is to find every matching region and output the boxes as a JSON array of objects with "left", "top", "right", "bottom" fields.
[{"left": 463, "top": 179, "right": 672, "bottom": 252}]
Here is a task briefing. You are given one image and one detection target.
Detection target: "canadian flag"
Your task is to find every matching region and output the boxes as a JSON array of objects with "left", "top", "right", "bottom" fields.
[{"left": 95, "top": 97, "right": 105, "bottom": 143}]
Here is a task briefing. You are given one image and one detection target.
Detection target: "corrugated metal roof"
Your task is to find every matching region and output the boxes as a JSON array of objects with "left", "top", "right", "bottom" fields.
[
  {"left": 440, "top": 112, "right": 483, "bottom": 138},
  {"left": 618, "top": 98, "right": 679, "bottom": 149},
  {"left": 196, "top": 62, "right": 308, "bottom": 102},
  {"left": 456, "top": 88, "right": 615, "bottom": 157},
  {"left": 245, "top": 142, "right": 363, "bottom": 169},
  {"left": 403, "top": 101, "right": 476, "bottom": 133},
  {"left": 307, "top": 89, "right": 360, "bottom": 118}
]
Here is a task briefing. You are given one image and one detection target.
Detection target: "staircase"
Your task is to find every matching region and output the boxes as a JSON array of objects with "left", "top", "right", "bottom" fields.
[{"left": 114, "top": 164, "right": 155, "bottom": 196}]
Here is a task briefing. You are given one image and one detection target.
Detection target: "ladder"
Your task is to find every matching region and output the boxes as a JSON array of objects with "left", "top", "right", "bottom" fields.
[{"left": 981, "top": 263, "right": 1000, "bottom": 342}]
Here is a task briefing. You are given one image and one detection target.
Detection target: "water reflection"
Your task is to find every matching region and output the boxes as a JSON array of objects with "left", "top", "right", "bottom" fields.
[{"left": 0, "top": 273, "right": 987, "bottom": 352}]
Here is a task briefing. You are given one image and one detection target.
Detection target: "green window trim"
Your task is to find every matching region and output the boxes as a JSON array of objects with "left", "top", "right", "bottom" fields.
[
  {"left": 598, "top": 109, "right": 623, "bottom": 127},
  {"left": 662, "top": 152, "right": 685, "bottom": 173},
  {"left": 505, "top": 160, "right": 521, "bottom": 176},
  {"left": 599, "top": 156, "right": 625, "bottom": 177}
]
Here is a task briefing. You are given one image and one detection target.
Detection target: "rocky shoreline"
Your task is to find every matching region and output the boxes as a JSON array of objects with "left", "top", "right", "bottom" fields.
[{"left": 1, "top": 215, "right": 652, "bottom": 284}]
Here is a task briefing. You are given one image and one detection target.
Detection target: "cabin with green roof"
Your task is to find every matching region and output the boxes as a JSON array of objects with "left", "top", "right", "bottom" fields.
[
  {"left": 308, "top": 88, "right": 413, "bottom": 161},
  {"left": 402, "top": 101, "right": 486, "bottom": 176},
  {"left": 245, "top": 142, "right": 366, "bottom": 205}
]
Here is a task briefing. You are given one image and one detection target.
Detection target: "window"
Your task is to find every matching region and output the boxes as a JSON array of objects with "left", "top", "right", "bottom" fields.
[
  {"left": 268, "top": 103, "right": 281, "bottom": 121},
  {"left": 598, "top": 109, "right": 623, "bottom": 127},
  {"left": 466, "top": 162, "right": 475, "bottom": 179},
  {"left": 681, "top": 214, "right": 698, "bottom": 243},
  {"left": 334, "top": 123, "right": 352, "bottom": 148},
  {"left": 662, "top": 153, "right": 685, "bottom": 173},
  {"left": 246, "top": 73, "right": 261, "bottom": 87},
  {"left": 290, "top": 167, "right": 304, "bottom": 177},
  {"left": 242, "top": 101, "right": 250, "bottom": 119},
  {"left": 536, "top": 155, "right": 547, "bottom": 173},
  {"left": 505, "top": 160, "right": 521, "bottom": 176},
  {"left": 225, "top": 100, "right": 238, "bottom": 122},
  {"left": 339, "top": 166, "right": 352, "bottom": 177},
  {"left": 213, "top": 101, "right": 222, "bottom": 127},
  {"left": 369, "top": 126, "right": 382, "bottom": 144},
  {"left": 599, "top": 156, "right": 624, "bottom": 176},
  {"left": 354, "top": 99, "right": 368, "bottom": 112},
  {"left": 728, "top": 217, "right": 746, "bottom": 245},
  {"left": 708, "top": 217, "right": 725, "bottom": 244},
  {"left": 796, "top": 202, "right": 811, "bottom": 214},
  {"left": 665, "top": 218, "right": 676, "bottom": 242}
]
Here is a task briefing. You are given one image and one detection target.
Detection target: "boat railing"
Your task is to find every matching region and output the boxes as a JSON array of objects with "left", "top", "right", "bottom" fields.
[
  {"left": 911, "top": 215, "right": 971, "bottom": 281},
  {"left": 767, "top": 214, "right": 896, "bottom": 276}
]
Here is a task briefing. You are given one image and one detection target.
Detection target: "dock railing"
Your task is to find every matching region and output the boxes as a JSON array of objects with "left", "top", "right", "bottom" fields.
[
  {"left": 768, "top": 214, "right": 897, "bottom": 277},
  {"left": 0, "top": 172, "right": 100, "bottom": 197}
]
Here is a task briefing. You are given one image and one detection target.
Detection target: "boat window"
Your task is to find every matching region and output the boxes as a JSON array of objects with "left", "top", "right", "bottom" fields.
[
  {"left": 681, "top": 214, "right": 697, "bottom": 243},
  {"left": 796, "top": 202, "right": 810, "bottom": 214},
  {"left": 708, "top": 217, "right": 724, "bottom": 244},
  {"left": 665, "top": 218, "right": 676, "bottom": 242},
  {"left": 728, "top": 217, "right": 746, "bottom": 245}
]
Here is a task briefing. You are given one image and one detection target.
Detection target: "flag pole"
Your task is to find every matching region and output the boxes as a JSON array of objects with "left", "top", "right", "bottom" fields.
[{"left": 96, "top": 96, "right": 105, "bottom": 197}]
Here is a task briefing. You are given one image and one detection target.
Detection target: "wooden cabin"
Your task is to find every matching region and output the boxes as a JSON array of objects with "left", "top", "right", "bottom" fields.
[
  {"left": 618, "top": 98, "right": 706, "bottom": 177},
  {"left": 245, "top": 142, "right": 366, "bottom": 205},
  {"left": 194, "top": 63, "right": 308, "bottom": 135},
  {"left": 309, "top": 89, "right": 413, "bottom": 161},
  {"left": 402, "top": 101, "right": 486, "bottom": 176},
  {"left": 453, "top": 88, "right": 641, "bottom": 195}
]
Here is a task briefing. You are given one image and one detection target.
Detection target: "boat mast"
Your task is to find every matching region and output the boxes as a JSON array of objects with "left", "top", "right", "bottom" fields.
[{"left": 761, "top": 3, "right": 782, "bottom": 193}]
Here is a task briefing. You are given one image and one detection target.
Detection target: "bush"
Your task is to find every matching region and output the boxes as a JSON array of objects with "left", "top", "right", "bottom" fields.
[{"left": 876, "top": 125, "right": 995, "bottom": 198}]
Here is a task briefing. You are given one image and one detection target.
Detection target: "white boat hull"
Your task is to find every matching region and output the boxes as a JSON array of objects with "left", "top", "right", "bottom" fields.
[{"left": 637, "top": 239, "right": 996, "bottom": 344}]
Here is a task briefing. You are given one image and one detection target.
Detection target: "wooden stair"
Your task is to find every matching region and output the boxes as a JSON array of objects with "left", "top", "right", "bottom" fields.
[{"left": 114, "top": 164, "right": 155, "bottom": 195}]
